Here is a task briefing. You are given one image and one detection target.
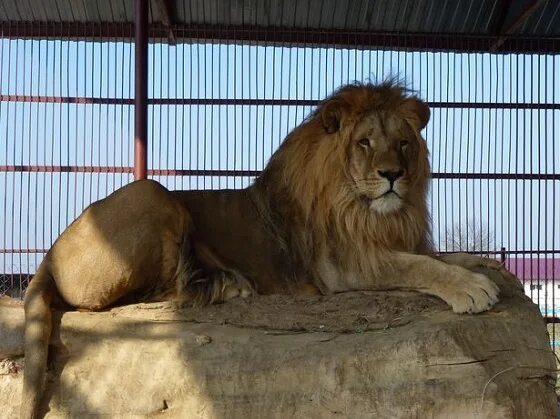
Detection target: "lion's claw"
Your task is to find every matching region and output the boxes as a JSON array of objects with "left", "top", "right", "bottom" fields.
[{"left": 437, "top": 269, "right": 500, "bottom": 314}]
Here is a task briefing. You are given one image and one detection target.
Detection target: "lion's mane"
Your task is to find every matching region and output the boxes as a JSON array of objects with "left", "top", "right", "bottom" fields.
[{"left": 254, "top": 82, "right": 433, "bottom": 283}]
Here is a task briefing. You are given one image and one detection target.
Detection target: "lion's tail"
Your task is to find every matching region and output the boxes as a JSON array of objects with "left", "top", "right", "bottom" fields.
[{"left": 20, "top": 261, "right": 55, "bottom": 419}]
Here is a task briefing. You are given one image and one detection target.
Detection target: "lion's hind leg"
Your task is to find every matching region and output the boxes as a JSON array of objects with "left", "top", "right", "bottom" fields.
[{"left": 176, "top": 261, "right": 254, "bottom": 307}]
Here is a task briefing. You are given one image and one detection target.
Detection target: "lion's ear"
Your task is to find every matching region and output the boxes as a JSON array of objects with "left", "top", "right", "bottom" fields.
[
  {"left": 402, "top": 98, "right": 430, "bottom": 130},
  {"left": 321, "top": 99, "right": 345, "bottom": 134}
]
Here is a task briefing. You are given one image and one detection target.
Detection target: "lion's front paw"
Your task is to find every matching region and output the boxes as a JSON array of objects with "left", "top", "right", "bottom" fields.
[{"left": 439, "top": 270, "right": 500, "bottom": 314}]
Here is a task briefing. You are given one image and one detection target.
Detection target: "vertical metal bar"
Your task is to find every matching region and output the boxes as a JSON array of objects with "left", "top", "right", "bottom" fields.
[
  {"left": 1, "top": 27, "right": 6, "bottom": 291},
  {"left": 24, "top": 27, "right": 31, "bottom": 282},
  {"left": 134, "top": 0, "right": 148, "bottom": 180},
  {"left": 189, "top": 0, "right": 195, "bottom": 191},
  {"left": 73, "top": 33, "right": 79, "bottom": 223},
  {"left": 437, "top": 44, "right": 444, "bottom": 254},
  {"left": 179, "top": 25, "right": 185, "bottom": 190},
  {"left": 529, "top": 45, "right": 537, "bottom": 305},
  {"left": 229, "top": 0, "right": 235, "bottom": 189},
  {"left": 64, "top": 25, "right": 70, "bottom": 265},
  {"left": 269, "top": 7, "right": 275, "bottom": 184},
  {"left": 88, "top": 29, "right": 94, "bottom": 214},
  {"left": 104, "top": 27, "right": 110, "bottom": 197},
  {"left": 225, "top": 18, "right": 230, "bottom": 189},
  {"left": 552, "top": 51, "right": 557, "bottom": 337},
  {"left": 209, "top": 1, "right": 215, "bottom": 191},
  {"left": 493, "top": 52, "right": 499, "bottom": 260},
  {"left": 196, "top": 7, "right": 202, "bottom": 190},
  {"left": 522, "top": 51, "right": 528, "bottom": 295},
  {"left": 255, "top": 0, "right": 260, "bottom": 187},
  {"left": 202, "top": 2, "right": 207, "bottom": 190},
  {"left": 155, "top": 25, "right": 161, "bottom": 186},
  {"left": 261, "top": 5, "right": 268, "bottom": 183},
  {"left": 159, "top": 27, "right": 164, "bottom": 188},
  {"left": 444, "top": 36, "right": 450, "bottom": 252},
  {"left": 277, "top": 3, "right": 283, "bottom": 186},
  {"left": 167, "top": 31, "right": 173, "bottom": 191},
  {"left": 14, "top": 25, "right": 22, "bottom": 286}
]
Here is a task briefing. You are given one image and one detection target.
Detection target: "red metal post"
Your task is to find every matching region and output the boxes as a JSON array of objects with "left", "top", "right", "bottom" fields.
[{"left": 134, "top": 0, "right": 149, "bottom": 180}]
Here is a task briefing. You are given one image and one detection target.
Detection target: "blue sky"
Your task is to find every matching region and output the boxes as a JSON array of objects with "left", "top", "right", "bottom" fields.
[{"left": 0, "top": 38, "right": 559, "bottom": 274}]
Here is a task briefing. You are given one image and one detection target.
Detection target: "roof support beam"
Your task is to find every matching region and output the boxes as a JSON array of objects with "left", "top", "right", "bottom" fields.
[
  {"left": 154, "top": 0, "right": 176, "bottom": 44},
  {"left": 488, "top": 0, "right": 513, "bottom": 35},
  {"left": 490, "top": 0, "right": 547, "bottom": 51},
  {"left": 1, "top": 22, "right": 559, "bottom": 54}
]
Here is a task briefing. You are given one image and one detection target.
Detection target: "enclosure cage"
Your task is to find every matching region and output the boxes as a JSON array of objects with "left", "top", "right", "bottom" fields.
[{"left": 0, "top": 0, "right": 559, "bottom": 336}]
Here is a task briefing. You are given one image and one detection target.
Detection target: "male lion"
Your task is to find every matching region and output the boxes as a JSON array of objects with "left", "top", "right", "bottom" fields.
[{"left": 21, "top": 82, "right": 501, "bottom": 418}]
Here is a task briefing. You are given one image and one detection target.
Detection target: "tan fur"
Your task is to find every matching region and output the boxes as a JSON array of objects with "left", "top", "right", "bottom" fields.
[
  {"left": 21, "top": 180, "right": 192, "bottom": 419},
  {"left": 256, "top": 82, "right": 432, "bottom": 284},
  {"left": 21, "top": 82, "right": 501, "bottom": 418},
  {"left": 172, "top": 81, "right": 499, "bottom": 316}
]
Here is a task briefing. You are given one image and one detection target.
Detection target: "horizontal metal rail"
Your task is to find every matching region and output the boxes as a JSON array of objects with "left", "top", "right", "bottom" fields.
[
  {"left": 1, "top": 166, "right": 559, "bottom": 181},
  {"left": 0, "top": 166, "right": 262, "bottom": 177},
  {"left": 438, "top": 250, "right": 560, "bottom": 255},
  {"left": 1, "top": 22, "right": 560, "bottom": 54},
  {"left": 431, "top": 173, "right": 560, "bottom": 181},
  {"left": 0, "top": 95, "right": 134, "bottom": 105},
  {"left": 0, "top": 249, "right": 49, "bottom": 254},
  {"left": 1, "top": 95, "right": 560, "bottom": 110},
  {"left": 3, "top": 249, "right": 560, "bottom": 255}
]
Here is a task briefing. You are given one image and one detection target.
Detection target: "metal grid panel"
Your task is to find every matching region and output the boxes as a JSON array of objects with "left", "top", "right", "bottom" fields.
[
  {"left": 0, "top": 24, "right": 135, "bottom": 296},
  {"left": 0, "top": 27, "right": 559, "bottom": 330}
]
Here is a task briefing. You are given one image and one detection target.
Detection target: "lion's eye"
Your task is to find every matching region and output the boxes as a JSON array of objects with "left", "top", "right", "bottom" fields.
[
  {"left": 400, "top": 140, "right": 409, "bottom": 149},
  {"left": 358, "top": 138, "right": 370, "bottom": 147}
]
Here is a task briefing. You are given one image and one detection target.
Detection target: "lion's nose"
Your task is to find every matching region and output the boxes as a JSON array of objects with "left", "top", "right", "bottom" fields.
[{"left": 377, "top": 170, "right": 404, "bottom": 183}]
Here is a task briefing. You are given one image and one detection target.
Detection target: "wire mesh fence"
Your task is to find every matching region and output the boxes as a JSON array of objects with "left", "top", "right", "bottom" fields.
[{"left": 0, "top": 25, "right": 559, "bottom": 329}]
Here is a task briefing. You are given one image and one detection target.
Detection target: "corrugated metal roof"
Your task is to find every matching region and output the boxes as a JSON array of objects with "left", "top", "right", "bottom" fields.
[
  {"left": 0, "top": 0, "right": 559, "bottom": 36},
  {"left": 0, "top": 0, "right": 559, "bottom": 53}
]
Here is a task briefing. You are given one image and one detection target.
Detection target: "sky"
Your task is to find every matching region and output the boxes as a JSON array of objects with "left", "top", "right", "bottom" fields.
[{"left": 0, "top": 38, "right": 559, "bottom": 278}]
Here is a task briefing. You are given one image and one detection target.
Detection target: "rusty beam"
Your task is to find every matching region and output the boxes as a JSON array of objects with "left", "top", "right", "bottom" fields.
[
  {"left": 1, "top": 165, "right": 559, "bottom": 181},
  {"left": 490, "top": 0, "right": 547, "bottom": 51},
  {"left": 0, "top": 95, "right": 134, "bottom": 105},
  {"left": 0, "top": 165, "right": 261, "bottom": 177},
  {"left": 154, "top": 0, "right": 176, "bottom": 44},
  {"left": 1, "top": 22, "right": 559, "bottom": 54},
  {"left": 488, "top": 0, "right": 513, "bottom": 34},
  {"left": 3, "top": 248, "right": 560, "bottom": 255},
  {"left": 134, "top": 0, "right": 149, "bottom": 181},
  {"left": 2, "top": 95, "right": 560, "bottom": 110}
]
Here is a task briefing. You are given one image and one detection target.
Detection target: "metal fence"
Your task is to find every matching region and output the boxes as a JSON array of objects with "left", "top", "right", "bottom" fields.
[{"left": 0, "top": 25, "right": 559, "bottom": 323}]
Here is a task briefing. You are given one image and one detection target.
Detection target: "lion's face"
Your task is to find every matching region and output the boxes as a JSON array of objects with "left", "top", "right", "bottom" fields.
[
  {"left": 262, "top": 82, "right": 430, "bottom": 229},
  {"left": 346, "top": 111, "right": 423, "bottom": 214},
  {"left": 314, "top": 84, "right": 430, "bottom": 216}
]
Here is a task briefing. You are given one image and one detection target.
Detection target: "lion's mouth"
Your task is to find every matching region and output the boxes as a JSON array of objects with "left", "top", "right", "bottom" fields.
[
  {"left": 359, "top": 189, "right": 402, "bottom": 206},
  {"left": 376, "top": 189, "right": 401, "bottom": 200}
]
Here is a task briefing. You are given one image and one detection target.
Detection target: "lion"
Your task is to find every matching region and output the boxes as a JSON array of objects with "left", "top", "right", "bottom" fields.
[
  {"left": 170, "top": 82, "right": 501, "bottom": 311},
  {"left": 21, "top": 81, "right": 503, "bottom": 419}
]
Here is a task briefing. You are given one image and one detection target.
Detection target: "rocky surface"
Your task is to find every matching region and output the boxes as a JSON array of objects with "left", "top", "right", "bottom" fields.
[{"left": 0, "top": 268, "right": 556, "bottom": 418}]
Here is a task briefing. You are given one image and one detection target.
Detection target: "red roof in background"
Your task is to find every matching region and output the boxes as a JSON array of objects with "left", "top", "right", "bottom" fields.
[{"left": 505, "top": 258, "right": 560, "bottom": 280}]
